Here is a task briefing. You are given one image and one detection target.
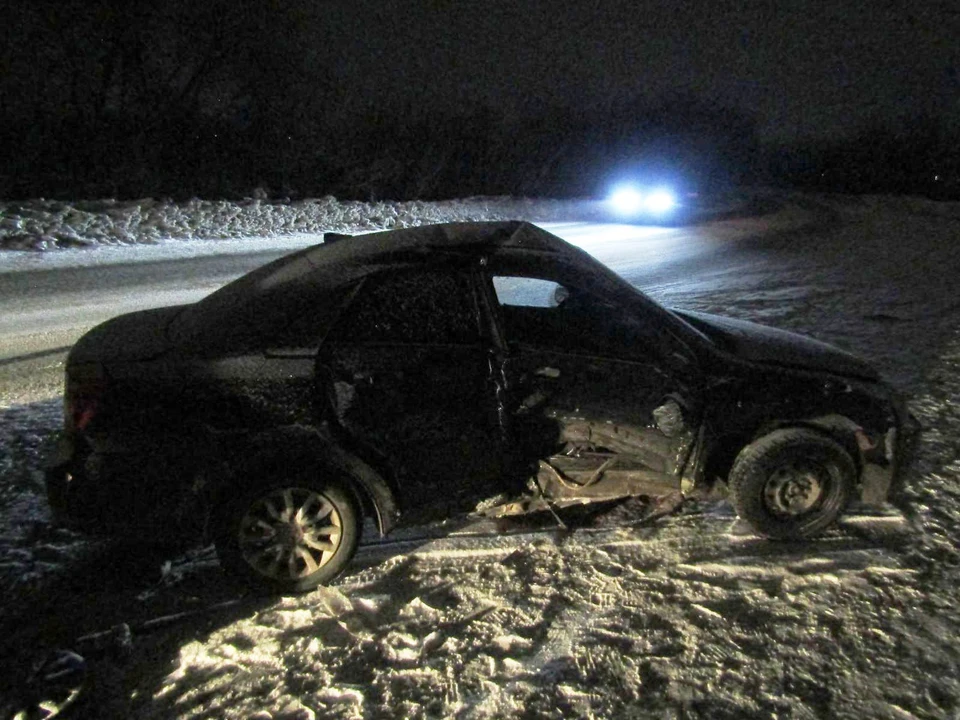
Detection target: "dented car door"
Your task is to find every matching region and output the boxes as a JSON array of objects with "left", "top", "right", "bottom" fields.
[
  {"left": 316, "top": 267, "right": 504, "bottom": 521},
  {"left": 485, "top": 270, "right": 703, "bottom": 505}
]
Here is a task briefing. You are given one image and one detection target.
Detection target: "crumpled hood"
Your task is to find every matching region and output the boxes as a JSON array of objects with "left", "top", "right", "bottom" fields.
[
  {"left": 68, "top": 305, "right": 186, "bottom": 365},
  {"left": 674, "top": 309, "right": 880, "bottom": 381}
]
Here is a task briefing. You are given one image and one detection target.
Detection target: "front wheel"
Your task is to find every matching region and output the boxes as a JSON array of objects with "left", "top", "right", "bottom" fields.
[
  {"left": 215, "top": 480, "right": 360, "bottom": 593},
  {"left": 728, "top": 428, "right": 856, "bottom": 539}
]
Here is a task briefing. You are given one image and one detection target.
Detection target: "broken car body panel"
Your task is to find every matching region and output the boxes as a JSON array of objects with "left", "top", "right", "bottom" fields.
[{"left": 47, "top": 221, "right": 914, "bottom": 547}]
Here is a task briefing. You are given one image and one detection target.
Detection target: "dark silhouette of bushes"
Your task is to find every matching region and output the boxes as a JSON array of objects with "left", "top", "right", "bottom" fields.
[
  {"left": 21, "top": 1, "right": 958, "bottom": 202},
  {"left": 0, "top": 2, "right": 762, "bottom": 200}
]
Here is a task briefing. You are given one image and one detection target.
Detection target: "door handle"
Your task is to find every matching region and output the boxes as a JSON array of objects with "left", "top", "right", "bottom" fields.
[{"left": 533, "top": 366, "right": 561, "bottom": 379}]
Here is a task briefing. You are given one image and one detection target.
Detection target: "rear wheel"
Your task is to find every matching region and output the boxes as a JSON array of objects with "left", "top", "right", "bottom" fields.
[
  {"left": 728, "top": 428, "right": 856, "bottom": 539},
  {"left": 216, "top": 479, "right": 360, "bottom": 593}
]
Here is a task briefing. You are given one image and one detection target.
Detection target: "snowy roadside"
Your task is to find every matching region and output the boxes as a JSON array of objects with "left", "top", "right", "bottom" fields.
[
  {"left": 0, "top": 196, "right": 588, "bottom": 252},
  {"left": 1, "top": 193, "right": 960, "bottom": 719},
  {"left": 1, "top": 188, "right": 956, "bottom": 254}
]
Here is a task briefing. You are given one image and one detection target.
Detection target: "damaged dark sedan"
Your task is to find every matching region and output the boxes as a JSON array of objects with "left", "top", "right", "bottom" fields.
[{"left": 47, "top": 222, "right": 914, "bottom": 592}]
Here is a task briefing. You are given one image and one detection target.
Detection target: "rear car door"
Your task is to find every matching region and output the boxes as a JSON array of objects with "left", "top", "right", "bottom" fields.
[
  {"left": 484, "top": 268, "right": 702, "bottom": 503},
  {"left": 317, "top": 267, "right": 504, "bottom": 521}
]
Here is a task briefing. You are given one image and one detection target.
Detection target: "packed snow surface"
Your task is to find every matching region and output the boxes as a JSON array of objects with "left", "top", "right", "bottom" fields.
[{"left": 1, "top": 192, "right": 960, "bottom": 719}]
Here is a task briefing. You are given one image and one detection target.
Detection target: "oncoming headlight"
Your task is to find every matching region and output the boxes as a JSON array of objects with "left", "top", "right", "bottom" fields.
[
  {"left": 644, "top": 189, "right": 676, "bottom": 213},
  {"left": 609, "top": 186, "right": 645, "bottom": 214},
  {"left": 607, "top": 184, "right": 677, "bottom": 216}
]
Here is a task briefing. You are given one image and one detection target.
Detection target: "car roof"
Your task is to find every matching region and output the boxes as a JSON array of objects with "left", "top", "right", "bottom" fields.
[
  {"left": 256, "top": 221, "right": 584, "bottom": 288},
  {"left": 171, "top": 222, "right": 596, "bottom": 341},
  {"left": 331, "top": 220, "right": 577, "bottom": 256}
]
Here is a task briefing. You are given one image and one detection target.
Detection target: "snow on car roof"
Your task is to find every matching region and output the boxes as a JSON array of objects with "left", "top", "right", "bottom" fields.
[
  {"left": 171, "top": 222, "right": 586, "bottom": 341},
  {"left": 251, "top": 221, "right": 581, "bottom": 292}
]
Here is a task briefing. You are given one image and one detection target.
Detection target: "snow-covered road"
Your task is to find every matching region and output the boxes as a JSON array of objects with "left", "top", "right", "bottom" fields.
[{"left": 2, "top": 195, "right": 960, "bottom": 719}]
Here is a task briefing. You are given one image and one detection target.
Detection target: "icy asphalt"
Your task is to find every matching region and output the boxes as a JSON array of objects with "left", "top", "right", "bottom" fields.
[{"left": 1, "top": 194, "right": 960, "bottom": 718}]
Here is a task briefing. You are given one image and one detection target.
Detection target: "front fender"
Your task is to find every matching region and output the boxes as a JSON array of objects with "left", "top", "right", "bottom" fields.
[{"left": 761, "top": 407, "right": 914, "bottom": 506}]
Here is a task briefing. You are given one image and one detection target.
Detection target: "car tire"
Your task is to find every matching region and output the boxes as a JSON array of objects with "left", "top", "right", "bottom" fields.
[
  {"left": 215, "top": 478, "right": 360, "bottom": 594},
  {"left": 728, "top": 428, "right": 856, "bottom": 539}
]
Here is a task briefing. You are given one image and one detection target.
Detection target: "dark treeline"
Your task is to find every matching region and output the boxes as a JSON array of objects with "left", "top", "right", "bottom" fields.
[
  {"left": 0, "top": 0, "right": 756, "bottom": 203},
  {"left": 769, "top": 118, "right": 960, "bottom": 199},
  {"left": 1, "top": 0, "right": 332, "bottom": 199},
  {"left": 2, "top": 1, "right": 957, "bottom": 201}
]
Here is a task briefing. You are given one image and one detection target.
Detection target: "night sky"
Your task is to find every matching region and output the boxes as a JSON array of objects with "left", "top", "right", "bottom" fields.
[
  {"left": 318, "top": 0, "right": 959, "bottom": 141},
  {"left": 2, "top": 0, "right": 958, "bottom": 198}
]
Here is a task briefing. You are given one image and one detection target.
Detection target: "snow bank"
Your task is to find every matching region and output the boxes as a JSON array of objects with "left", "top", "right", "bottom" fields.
[
  {"left": 0, "top": 196, "right": 586, "bottom": 251},
  {"left": 4, "top": 189, "right": 953, "bottom": 252}
]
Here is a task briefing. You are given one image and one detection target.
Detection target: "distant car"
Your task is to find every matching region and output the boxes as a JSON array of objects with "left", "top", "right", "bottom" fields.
[{"left": 46, "top": 222, "right": 915, "bottom": 592}]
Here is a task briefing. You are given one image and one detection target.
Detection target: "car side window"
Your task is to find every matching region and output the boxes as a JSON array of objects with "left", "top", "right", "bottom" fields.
[
  {"left": 491, "top": 274, "right": 654, "bottom": 359},
  {"left": 327, "top": 270, "right": 480, "bottom": 345},
  {"left": 491, "top": 276, "right": 564, "bottom": 308}
]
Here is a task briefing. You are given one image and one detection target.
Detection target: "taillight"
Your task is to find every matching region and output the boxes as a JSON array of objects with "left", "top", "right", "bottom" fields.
[{"left": 65, "top": 366, "right": 107, "bottom": 432}]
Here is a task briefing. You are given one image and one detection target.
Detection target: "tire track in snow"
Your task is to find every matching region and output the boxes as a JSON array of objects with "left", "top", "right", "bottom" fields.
[{"left": 345, "top": 510, "right": 910, "bottom": 582}]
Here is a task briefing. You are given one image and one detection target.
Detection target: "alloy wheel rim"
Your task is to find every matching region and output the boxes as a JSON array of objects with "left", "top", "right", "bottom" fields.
[{"left": 238, "top": 487, "right": 343, "bottom": 580}]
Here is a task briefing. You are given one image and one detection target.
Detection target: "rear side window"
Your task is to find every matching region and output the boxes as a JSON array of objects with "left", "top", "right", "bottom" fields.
[{"left": 328, "top": 270, "right": 480, "bottom": 345}]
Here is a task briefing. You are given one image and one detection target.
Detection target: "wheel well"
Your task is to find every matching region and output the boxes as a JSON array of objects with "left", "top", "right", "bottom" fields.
[
  {"left": 703, "top": 440, "right": 740, "bottom": 487},
  {"left": 341, "top": 480, "right": 383, "bottom": 534},
  {"left": 789, "top": 421, "right": 862, "bottom": 477},
  {"left": 203, "top": 428, "right": 399, "bottom": 538},
  {"left": 708, "top": 418, "right": 863, "bottom": 487}
]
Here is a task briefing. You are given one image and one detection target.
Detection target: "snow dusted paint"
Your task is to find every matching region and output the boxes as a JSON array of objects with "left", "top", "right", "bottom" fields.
[{"left": 43, "top": 221, "right": 911, "bottom": 594}]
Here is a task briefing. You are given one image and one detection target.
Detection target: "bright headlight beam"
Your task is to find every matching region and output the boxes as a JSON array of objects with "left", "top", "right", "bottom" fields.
[
  {"left": 608, "top": 185, "right": 678, "bottom": 216},
  {"left": 644, "top": 189, "right": 676, "bottom": 214},
  {"left": 610, "top": 187, "right": 644, "bottom": 214}
]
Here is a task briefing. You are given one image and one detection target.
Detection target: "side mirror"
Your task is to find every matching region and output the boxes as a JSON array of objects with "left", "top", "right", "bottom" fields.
[{"left": 552, "top": 285, "right": 570, "bottom": 307}]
